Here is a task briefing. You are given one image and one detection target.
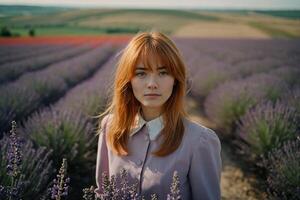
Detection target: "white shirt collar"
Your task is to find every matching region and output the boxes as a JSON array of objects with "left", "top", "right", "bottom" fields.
[{"left": 129, "top": 109, "right": 164, "bottom": 141}]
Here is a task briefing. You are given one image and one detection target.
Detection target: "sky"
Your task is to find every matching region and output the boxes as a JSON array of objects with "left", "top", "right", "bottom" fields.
[{"left": 0, "top": 0, "right": 300, "bottom": 10}]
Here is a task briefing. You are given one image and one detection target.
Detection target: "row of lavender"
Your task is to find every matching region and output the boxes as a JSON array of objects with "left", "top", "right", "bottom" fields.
[
  {"left": 0, "top": 43, "right": 117, "bottom": 134},
  {"left": 176, "top": 38, "right": 300, "bottom": 199},
  {"left": 175, "top": 38, "right": 300, "bottom": 99},
  {"left": 0, "top": 44, "right": 72, "bottom": 64},
  {"left": 0, "top": 43, "right": 96, "bottom": 84}
]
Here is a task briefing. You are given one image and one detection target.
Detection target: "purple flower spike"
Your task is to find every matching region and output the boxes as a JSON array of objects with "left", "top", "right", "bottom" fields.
[
  {"left": 6, "top": 121, "right": 22, "bottom": 178},
  {"left": 167, "top": 171, "right": 181, "bottom": 200},
  {"left": 83, "top": 185, "right": 96, "bottom": 200},
  {"left": 50, "top": 158, "right": 70, "bottom": 200}
]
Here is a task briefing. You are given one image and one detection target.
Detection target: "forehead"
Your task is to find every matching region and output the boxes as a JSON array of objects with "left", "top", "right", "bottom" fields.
[{"left": 135, "top": 49, "right": 169, "bottom": 71}]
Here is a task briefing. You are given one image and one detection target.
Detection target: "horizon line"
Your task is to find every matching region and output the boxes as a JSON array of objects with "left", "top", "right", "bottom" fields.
[{"left": 1, "top": 3, "right": 300, "bottom": 11}]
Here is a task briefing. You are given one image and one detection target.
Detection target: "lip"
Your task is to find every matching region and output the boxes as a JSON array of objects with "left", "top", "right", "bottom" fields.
[{"left": 144, "top": 94, "right": 161, "bottom": 96}]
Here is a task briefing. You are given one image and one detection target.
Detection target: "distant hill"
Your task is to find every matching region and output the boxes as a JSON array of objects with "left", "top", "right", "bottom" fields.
[
  {"left": 0, "top": 5, "right": 299, "bottom": 38},
  {"left": 0, "top": 5, "right": 72, "bottom": 16}
]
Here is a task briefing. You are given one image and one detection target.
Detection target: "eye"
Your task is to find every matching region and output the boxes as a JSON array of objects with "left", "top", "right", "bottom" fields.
[
  {"left": 135, "top": 71, "right": 146, "bottom": 77},
  {"left": 159, "top": 71, "right": 168, "bottom": 76}
]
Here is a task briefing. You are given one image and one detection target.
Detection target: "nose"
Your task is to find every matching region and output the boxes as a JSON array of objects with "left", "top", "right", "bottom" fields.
[{"left": 147, "top": 74, "right": 158, "bottom": 89}]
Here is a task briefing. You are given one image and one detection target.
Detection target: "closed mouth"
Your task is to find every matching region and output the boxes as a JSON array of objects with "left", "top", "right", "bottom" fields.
[{"left": 144, "top": 94, "right": 161, "bottom": 96}]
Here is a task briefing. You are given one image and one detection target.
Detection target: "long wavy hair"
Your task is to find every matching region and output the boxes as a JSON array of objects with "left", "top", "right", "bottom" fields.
[{"left": 98, "top": 31, "right": 188, "bottom": 157}]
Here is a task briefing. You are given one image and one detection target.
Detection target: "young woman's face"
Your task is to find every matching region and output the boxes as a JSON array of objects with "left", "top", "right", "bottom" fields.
[{"left": 130, "top": 61, "right": 175, "bottom": 112}]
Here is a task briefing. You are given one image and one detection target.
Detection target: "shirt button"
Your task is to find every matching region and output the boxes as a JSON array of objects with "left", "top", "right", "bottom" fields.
[{"left": 137, "top": 160, "right": 143, "bottom": 166}]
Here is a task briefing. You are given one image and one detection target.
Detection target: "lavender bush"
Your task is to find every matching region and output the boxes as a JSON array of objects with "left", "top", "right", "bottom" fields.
[
  {"left": 20, "top": 107, "right": 97, "bottom": 199},
  {"left": 232, "top": 57, "right": 282, "bottom": 78},
  {"left": 236, "top": 100, "right": 299, "bottom": 157},
  {"left": 261, "top": 137, "right": 300, "bottom": 200},
  {"left": 286, "top": 87, "right": 300, "bottom": 113},
  {"left": 270, "top": 67, "right": 300, "bottom": 89},
  {"left": 189, "top": 63, "right": 234, "bottom": 99},
  {"left": 0, "top": 87, "right": 40, "bottom": 136},
  {"left": 204, "top": 73, "right": 289, "bottom": 133},
  {"left": 0, "top": 121, "right": 54, "bottom": 200}
]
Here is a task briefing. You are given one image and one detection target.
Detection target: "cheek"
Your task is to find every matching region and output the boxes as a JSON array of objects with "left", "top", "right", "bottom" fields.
[
  {"left": 163, "top": 77, "right": 175, "bottom": 94},
  {"left": 131, "top": 79, "right": 142, "bottom": 96}
]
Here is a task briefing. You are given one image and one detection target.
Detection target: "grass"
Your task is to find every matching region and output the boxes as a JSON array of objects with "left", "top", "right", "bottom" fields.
[
  {"left": 8, "top": 26, "right": 141, "bottom": 36},
  {"left": 255, "top": 10, "right": 300, "bottom": 19},
  {"left": 248, "top": 22, "right": 298, "bottom": 38}
]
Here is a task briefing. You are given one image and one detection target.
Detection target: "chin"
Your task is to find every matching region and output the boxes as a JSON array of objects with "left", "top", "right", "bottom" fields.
[{"left": 142, "top": 102, "right": 163, "bottom": 108}]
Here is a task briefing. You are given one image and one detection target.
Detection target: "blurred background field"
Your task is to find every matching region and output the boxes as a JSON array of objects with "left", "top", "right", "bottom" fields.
[
  {"left": 0, "top": 2, "right": 299, "bottom": 200},
  {"left": 1, "top": 5, "right": 300, "bottom": 38}
]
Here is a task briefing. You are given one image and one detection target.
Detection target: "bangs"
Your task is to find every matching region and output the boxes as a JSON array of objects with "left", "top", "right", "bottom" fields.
[{"left": 134, "top": 43, "right": 175, "bottom": 75}]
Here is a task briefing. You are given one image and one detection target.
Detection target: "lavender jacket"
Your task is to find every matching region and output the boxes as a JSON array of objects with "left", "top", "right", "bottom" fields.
[{"left": 94, "top": 114, "right": 222, "bottom": 200}]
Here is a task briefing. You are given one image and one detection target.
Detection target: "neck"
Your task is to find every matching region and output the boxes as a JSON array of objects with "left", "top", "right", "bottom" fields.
[{"left": 141, "top": 106, "right": 162, "bottom": 121}]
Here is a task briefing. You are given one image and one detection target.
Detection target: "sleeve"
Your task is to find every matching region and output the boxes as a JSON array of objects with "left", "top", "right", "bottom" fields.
[
  {"left": 94, "top": 115, "right": 110, "bottom": 198},
  {"left": 188, "top": 128, "right": 222, "bottom": 200}
]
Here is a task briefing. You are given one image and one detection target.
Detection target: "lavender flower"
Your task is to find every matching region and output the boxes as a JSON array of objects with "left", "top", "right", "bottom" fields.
[
  {"left": 94, "top": 169, "right": 182, "bottom": 200},
  {"left": 50, "top": 158, "right": 70, "bottom": 200},
  {"left": 167, "top": 171, "right": 181, "bottom": 200},
  {"left": 0, "top": 185, "right": 7, "bottom": 199},
  {"left": 83, "top": 185, "right": 96, "bottom": 200},
  {"left": 150, "top": 194, "right": 158, "bottom": 200},
  {"left": 3, "top": 121, "right": 24, "bottom": 200},
  {"left": 6, "top": 121, "right": 22, "bottom": 178},
  {"left": 128, "top": 182, "right": 139, "bottom": 200},
  {"left": 119, "top": 168, "right": 130, "bottom": 200},
  {"left": 100, "top": 172, "right": 120, "bottom": 200},
  {"left": 1, "top": 121, "right": 54, "bottom": 200}
]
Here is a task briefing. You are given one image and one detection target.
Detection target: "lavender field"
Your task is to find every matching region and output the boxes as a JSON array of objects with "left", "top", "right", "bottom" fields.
[{"left": 0, "top": 38, "right": 300, "bottom": 200}]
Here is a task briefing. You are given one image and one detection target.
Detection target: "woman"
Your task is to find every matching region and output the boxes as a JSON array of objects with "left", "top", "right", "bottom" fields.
[{"left": 94, "top": 31, "right": 222, "bottom": 200}]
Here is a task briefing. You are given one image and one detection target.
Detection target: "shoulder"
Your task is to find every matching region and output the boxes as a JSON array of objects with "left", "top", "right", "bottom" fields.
[
  {"left": 100, "top": 114, "right": 114, "bottom": 128},
  {"left": 183, "top": 118, "right": 221, "bottom": 148},
  {"left": 99, "top": 114, "right": 114, "bottom": 136}
]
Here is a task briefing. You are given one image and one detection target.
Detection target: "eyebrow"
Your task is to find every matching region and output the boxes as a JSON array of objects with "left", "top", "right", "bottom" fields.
[{"left": 136, "top": 66, "right": 167, "bottom": 70}]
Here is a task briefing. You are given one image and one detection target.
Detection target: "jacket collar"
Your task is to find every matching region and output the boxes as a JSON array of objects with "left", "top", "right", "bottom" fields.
[{"left": 130, "top": 109, "right": 164, "bottom": 141}]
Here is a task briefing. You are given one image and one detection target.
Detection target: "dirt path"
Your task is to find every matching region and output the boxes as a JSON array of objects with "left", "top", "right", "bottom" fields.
[{"left": 186, "top": 96, "right": 267, "bottom": 200}]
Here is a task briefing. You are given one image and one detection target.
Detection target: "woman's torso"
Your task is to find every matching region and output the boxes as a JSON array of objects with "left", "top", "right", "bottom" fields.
[{"left": 102, "top": 115, "right": 221, "bottom": 200}]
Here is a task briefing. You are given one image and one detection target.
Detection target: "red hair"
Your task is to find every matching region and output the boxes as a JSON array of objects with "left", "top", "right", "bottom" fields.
[{"left": 98, "top": 31, "right": 188, "bottom": 157}]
